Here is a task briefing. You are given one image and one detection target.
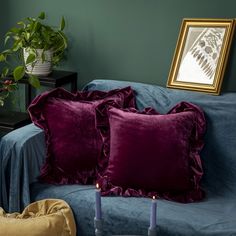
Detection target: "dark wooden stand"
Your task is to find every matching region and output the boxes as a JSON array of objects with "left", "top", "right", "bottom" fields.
[
  {"left": 19, "top": 70, "right": 77, "bottom": 108},
  {"left": 0, "top": 110, "right": 31, "bottom": 137}
]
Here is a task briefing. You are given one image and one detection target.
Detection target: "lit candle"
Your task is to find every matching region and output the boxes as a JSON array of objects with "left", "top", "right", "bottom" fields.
[
  {"left": 150, "top": 196, "right": 157, "bottom": 229},
  {"left": 95, "top": 183, "right": 102, "bottom": 219}
]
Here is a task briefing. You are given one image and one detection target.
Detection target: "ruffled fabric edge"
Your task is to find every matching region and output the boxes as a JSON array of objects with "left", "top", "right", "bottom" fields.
[
  {"left": 28, "top": 86, "right": 136, "bottom": 185},
  {"left": 96, "top": 101, "right": 206, "bottom": 203}
]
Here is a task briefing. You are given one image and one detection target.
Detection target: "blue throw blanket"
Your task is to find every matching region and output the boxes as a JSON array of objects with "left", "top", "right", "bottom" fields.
[
  {"left": 1, "top": 79, "right": 236, "bottom": 235},
  {"left": 0, "top": 124, "right": 45, "bottom": 212}
]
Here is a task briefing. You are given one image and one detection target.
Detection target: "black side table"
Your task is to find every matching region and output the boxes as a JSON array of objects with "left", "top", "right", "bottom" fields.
[
  {"left": 0, "top": 110, "right": 31, "bottom": 137},
  {"left": 19, "top": 70, "right": 77, "bottom": 108}
]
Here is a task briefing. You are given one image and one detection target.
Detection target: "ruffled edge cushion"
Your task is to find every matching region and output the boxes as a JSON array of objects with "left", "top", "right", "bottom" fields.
[
  {"left": 96, "top": 101, "right": 206, "bottom": 203},
  {"left": 28, "top": 87, "right": 135, "bottom": 184}
]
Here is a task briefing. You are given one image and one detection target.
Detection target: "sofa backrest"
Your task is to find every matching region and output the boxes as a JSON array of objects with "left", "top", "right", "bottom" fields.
[{"left": 84, "top": 79, "right": 236, "bottom": 197}]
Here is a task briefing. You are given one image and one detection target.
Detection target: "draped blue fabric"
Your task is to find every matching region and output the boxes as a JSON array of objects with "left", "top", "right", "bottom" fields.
[
  {"left": 1, "top": 79, "right": 236, "bottom": 235},
  {"left": 0, "top": 124, "right": 45, "bottom": 212}
]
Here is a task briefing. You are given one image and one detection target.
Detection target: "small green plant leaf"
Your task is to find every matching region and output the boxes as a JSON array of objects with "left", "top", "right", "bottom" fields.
[
  {"left": 9, "top": 27, "right": 20, "bottom": 33},
  {"left": 17, "top": 21, "right": 26, "bottom": 28},
  {"left": 2, "top": 49, "right": 12, "bottom": 55},
  {"left": 4, "top": 35, "right": 10, "bottom": 45},
  {"left": 29, "top": 75, "right": 40, "bottom": 88},
  {"left": 38, "top": 12, "right": 45, "bottom": 20},
  {"left": 60, "top": 17, "right": 65, "bottom": 31},
  {"left": 26, "top": 53, "right": 36, "bottom": 64},
  {"left": 0, "top": 54, "right": 6, "bottom": 62},
  {"left": 8, "top": 83, "right": 18, "bottom": 91},
  {"left": 13, "top": 66, "right": 25, "bottom": 81},
  {"left": 41, "top": 51, "right": 46, "bottom": 62},
  {"left": 25, "top": 32, "right": 31, "bottom": 40},
  {"left": 32, "top": 21, "right": 40, "bottom": 34},
  {"left": 27, "top": 17, "right": 33, "bottom": 22},
  {"left": 12, "top": 40, "right": 22, "bottom": 52},
  {"left": 0, "top": 99, "right": 4, "bottom": 106},
  {"left": 1, "top": 67, "right": 9, "bottom": 77}
]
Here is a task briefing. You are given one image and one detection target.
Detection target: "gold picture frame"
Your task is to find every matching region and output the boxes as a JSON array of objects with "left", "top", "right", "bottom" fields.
[{"left": 167, "top": 18, "right": 235, "bottom": 95}]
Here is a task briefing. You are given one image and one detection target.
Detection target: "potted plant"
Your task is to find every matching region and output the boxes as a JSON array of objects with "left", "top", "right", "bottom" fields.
[{"left": 0, "top": 12, "right": 68, "bottom": 106}]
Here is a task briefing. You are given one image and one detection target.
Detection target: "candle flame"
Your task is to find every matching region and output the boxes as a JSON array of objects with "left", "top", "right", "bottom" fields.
[
  {"left": 96, "top": 183, "right": 99, "bottom": 189},
  {"left": 152, "top": 196, "right": 155, "bottom": 200}
]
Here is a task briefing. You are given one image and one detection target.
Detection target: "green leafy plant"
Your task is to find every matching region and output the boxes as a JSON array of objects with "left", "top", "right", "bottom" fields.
[{"left": 0, "top": 12, "right": 67, "bottom": 106}]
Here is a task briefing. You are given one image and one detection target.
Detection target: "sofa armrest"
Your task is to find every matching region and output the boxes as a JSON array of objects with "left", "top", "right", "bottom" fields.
[{"left": 0, "top": 123, "right": 46, "bottom": 213}]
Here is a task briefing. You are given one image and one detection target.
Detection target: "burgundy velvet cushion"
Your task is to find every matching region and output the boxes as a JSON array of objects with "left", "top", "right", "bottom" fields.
[
  {"left": 96, "top": 102, "right": 206, "bottom": 203},
  {"left": 28, "top": 87, "right": 135, "bottom": 184}
]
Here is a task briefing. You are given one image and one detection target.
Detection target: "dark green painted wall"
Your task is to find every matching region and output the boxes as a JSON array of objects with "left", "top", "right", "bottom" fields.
[
  {"left": 2, "top": 0, "right": 236, "bottom": 91},
  {"left": 0, "top": 5, "right": 7, "bottom": 65}
]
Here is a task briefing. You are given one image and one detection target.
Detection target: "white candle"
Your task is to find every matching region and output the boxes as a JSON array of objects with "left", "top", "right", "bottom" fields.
[
  {"left": 95, "top": 183, "right": 102, "bottom": 219},
  {"left": 150, "top": 196, "right": 157, "bottom": 229}
]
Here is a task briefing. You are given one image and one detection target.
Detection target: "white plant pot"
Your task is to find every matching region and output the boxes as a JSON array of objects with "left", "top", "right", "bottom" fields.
[{"left": 23, "top": 48, "right": 53, "bottom": 76}]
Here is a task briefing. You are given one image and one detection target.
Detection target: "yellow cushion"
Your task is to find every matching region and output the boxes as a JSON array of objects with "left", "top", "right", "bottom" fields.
[{"left": 0, "top": 199, "right": 76, "bottom": 236}]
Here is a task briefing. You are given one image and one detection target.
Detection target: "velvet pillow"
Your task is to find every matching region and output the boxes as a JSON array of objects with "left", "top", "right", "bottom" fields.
[
  {"left": 28, "top": 87, "right": 135, "bottom": 184},
  {"left": 96, "top": 102, "right": 206, "bottom": 203}
]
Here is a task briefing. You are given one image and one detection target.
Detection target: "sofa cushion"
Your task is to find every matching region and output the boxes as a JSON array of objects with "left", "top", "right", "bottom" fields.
[
  {"left": 0, "top": 199, "right": 76, "bottom": 236},
  {"left": 96, "top": 102, "right": 206, "bottom": 203},
  {"left": 28, "top": 87, "right": 135, "bottom": 184}
]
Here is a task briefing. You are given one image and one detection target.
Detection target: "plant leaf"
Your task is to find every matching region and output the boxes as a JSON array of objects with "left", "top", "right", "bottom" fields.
[
  {"left": 8, "top": 83, "right": 18, "bottom": 91},
  {"left": 38, "top": 12, "right": 45, "bottom": 20},
  {"left": 0, "top": 99, "right": 4, "bottom": 106},
  {"left": 0, "top": 54, "right": 6, "bottom": 62},
  {"left": 25, "top": 32, "right": 31, "bottom": 40},
  {"left": 2, "top": 49, "right": 12, "bottom": 54},
  {"left": 27, "top": 17, "right": 33, "bottom": 22},
  {"left": 4, "top": 35, "right": 10, "bottom": 45},
  {"left": 28, "top": 75, "right": 40, "bottom": 88},
  {"left": 26, "top": 53, "right": 36, "bottom": 64},
  {"left": 12, "top": 40, "right": 22, "bottom": 52},
  {"left": 17, "top": 21, "right": 26, "bottom": 28},
  {"left": 60, "top": 17, "right": 65, "bottom": 31},
  {"left": 1, "top": 67, "right": 9, "bottom": 77},
  {"left": 41, "top": 51, "right": 46, "bottom": 62},
  {"left": 32, "top": 21, "right": 40, "bottom": 34},
  {"left": 9, "top": 27, "right": 20, "bottom": 33},
  {"left": 13, "top": 66, "right": 25, "bottom": 81}
]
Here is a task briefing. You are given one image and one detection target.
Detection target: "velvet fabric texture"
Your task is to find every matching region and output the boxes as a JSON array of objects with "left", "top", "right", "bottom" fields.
[
  {"left": 96, "top": 102, "right": 206, "bottom": 203},
  {"left": 0, "top": 199, "right": 76, "bottom": 236},
  {"left": 28, "top": 87, "right": 135, "bottom": 184}
]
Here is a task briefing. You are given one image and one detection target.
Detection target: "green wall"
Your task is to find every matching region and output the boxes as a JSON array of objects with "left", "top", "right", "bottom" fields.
[
  {"left": 2, "top": 0, "right": 236, "bottom": 91},
  {"left": 0, "top": 5, "right": 7, "bottom": 67}
]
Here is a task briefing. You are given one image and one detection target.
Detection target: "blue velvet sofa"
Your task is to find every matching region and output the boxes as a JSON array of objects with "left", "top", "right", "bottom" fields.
[{"left": 1, "top": 79, "right": 236, "bottom": 236}]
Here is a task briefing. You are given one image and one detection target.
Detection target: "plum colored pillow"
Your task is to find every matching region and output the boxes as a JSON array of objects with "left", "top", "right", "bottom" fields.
[
  {"left": 28, "top": 87, "right": 135, "bottom": 184},
  {"left": 96, "top": 102, "right": 206, "bottom": 203}
]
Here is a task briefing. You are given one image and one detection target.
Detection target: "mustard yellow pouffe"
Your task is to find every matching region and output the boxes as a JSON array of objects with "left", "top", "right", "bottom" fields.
[{"left": 0, "top": 199, "right": 76, "bottom": 236}]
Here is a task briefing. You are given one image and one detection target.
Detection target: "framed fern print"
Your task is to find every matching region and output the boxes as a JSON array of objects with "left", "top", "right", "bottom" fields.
[{"left": 167, "top": 19, "right": 235, "bottom": 95}]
